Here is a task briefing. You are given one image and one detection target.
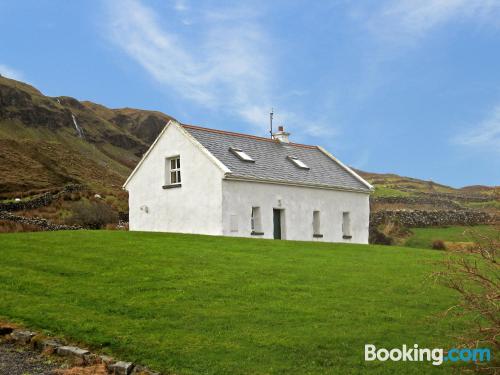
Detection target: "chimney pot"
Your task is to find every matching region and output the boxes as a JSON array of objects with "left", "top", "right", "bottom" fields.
[{"left": 272, "top": 125, "right": 290, "bottom": 143}]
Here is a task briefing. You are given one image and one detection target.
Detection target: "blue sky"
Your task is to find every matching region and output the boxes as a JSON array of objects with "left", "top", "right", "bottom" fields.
[{"left": 1, "top": 0, "right": 499, "bottom": 187}]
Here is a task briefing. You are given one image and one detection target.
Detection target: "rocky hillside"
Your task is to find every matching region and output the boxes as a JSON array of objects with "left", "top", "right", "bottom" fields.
[
  {"left": 0, "top": 76, "right": 498, "bottom": 220},
  {"left": 356, "top": 169, "right": 499, "bottom": 214},
  {"left": 0, "top": 76, "right": 173, "bottom": 199}
]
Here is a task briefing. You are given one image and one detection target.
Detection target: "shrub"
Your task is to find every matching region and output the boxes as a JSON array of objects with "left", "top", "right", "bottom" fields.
[
  {"left": 369, "top": 227, "right": 394, "bottom": 245},
  {"left": 0, "top": 220, "right": 42, "bottom": 233},
  {"left": 431, "top": 239, "right": 446, "bottom": 250},
  {"left": 67, "top": 201, "right": 118, "bottom": 229},
  {"left": 433, "top": 227, "right": 500, "bottom": 373}
]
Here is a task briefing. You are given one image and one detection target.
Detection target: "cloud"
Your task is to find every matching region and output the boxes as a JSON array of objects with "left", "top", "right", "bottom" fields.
[
  {"left": 0, "top": 64, "right": 23, "bottom": 81},
  {"left": 174, "top": 0, "right": 188, "bottom": 12},
  {"left": 453, "top": 105, "right": 500, "bottom": 152},
  {"left": 105, "top": 0, "right": 272, "bottom": 129},
  {"left": 104, "top": 0, "right": 334, "bottom": 139},
  {"left": 367, "top": 0, "right": 500, "bottom": 43},
  {"left": 346, "top": 0, "right": 500, "bottom": 101}
]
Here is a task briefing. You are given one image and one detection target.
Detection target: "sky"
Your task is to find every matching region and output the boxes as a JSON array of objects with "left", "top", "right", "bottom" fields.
[{"left": 1, "top": 0, "right": 499, "bottom": 187}]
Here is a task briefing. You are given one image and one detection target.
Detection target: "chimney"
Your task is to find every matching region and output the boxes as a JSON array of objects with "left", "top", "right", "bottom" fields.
[{"left": 272, "top": 125, "right": 290, "bottom": 143}]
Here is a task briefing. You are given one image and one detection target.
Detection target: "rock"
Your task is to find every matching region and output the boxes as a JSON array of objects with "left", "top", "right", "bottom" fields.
[
  {"left": 56, "top": 345, "right": 90, "bottom": 358},
  {"left": 108, "top": 361, "right": 134, "bottom": 375},
  {"left": 33, "top": 338, "right": 61, "bottom": 351},
  {"left": 0, "top": 184, "right": 84, "bottom": 212},
  {"left": 83, "top": 352, "right": 99, "bottom": 364},
  {"left": 11, "top": 330, "right": 36, "bottom": 344},
  {"left": 370, "top": 209, "right": 493, "bottom": 228},
  {"left": 0, "top": 210, "right": 82, "bottom": 231},
  {"left": 0, "top": 326, "right": 13, "bottom": 336},
  {"left": 100, "top": 354, "right": 115, "bottom": 366}
]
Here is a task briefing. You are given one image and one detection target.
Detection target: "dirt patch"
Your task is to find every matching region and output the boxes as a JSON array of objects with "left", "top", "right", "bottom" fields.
[
  {"left": 0, "top": 338, "right": 63, "bottom": 375},
  {"left": 444, "top": 241, "right": 476, "bottom": 251},
  {"left": 0, "top": 337, "right": 110, "bottom": 375},
  {"left": 54, "top": 364, "right": 108, "bottom": 375}
]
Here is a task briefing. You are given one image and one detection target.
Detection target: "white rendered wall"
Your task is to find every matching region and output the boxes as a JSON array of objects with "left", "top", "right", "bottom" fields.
[
  {"left": 126, "top": 124, "right": 224, "bottom": 235},
  {"left": 221, "top": 180, "right": 370, "bottom": 244}
]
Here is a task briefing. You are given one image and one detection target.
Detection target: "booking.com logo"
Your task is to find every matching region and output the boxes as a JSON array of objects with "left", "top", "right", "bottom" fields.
[{"left": 365, "top": 344, "right": 491, "bottom": 366}]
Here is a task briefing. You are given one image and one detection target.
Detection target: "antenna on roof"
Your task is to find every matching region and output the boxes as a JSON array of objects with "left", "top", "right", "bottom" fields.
[{"left": 269, "top": 108, "right": 274, "bottom": 139}]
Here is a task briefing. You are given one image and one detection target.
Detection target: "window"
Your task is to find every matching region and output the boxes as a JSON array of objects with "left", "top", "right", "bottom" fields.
[
  {"left": 251, "top": 207, "right": 263, "bottom": 235},
  {"left": 229, "top": 147, "right": 254, "bottom": 162},
  {"left": 166, "top": 156, "right": 181, "bottom": 186},
  {"left": 313, "top": 210, "right": 322, "bottom": 237},
  {"left": 287, "top": 156, "right": 309, "bottom": 169},
  {"left": 342, "top": 212, "right": 351, "bottom": 239}
]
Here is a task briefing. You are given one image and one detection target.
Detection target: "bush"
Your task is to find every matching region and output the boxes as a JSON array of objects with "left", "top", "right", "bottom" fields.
[
  {"left": 0, "top": 220, "right": 42, "bottom": 233},
  {"left": 431, "top": 239, "right": 446, "bottom": 250},
  {"left": 369, "top": 227, "right": 394, "bottom": 245},
  {"left": 433, "top": 228, "right": 500, "bottom": 373},
  {"left": 67, "top": 201, "right": 118, "bottom": 229}
]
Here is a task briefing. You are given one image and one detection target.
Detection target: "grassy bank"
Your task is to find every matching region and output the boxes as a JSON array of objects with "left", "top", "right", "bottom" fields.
[
  {"left": 0, "top": 231, "right": 466, "bottom": 374},
  {"left": 404, "top": 225, "right": 498, "bottom": 249}
]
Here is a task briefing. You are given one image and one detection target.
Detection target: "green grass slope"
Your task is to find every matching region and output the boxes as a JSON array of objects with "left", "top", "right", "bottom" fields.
[
  {"left": 0, "top": 76, "right": 173, "bottom": 197},
  {"left": 356, "top": 170, "right": 499, "bottom": 200},
  {"left": 0, "top": 231, "right": 467, "bottom": 374},
  {"left": 404, "top": 225, "right": 499, "bottom": 249}
]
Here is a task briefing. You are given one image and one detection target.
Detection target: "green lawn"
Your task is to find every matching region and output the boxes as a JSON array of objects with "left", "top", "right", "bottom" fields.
[
  {"left": 404, "top": 225, "right": 499, "bottom": 249},
  {"left": 0, "top": 231, "right": 468, "bottom": 374},
  {"left": 372, "top": 185, "right": 411, "bottom": 198}
]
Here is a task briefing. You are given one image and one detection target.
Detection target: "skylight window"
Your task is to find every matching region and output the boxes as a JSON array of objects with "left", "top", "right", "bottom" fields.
[
  {"left": 229, "top": 147, "right": 254, "bottom": 162},
  {"left": 288, "top": 156, "right": 309, "bottom": 169}
]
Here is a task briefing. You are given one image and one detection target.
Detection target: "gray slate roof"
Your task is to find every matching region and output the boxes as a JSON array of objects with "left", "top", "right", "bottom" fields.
[{"left": 183, "top": 125, "right": 371, "bottom": 192}]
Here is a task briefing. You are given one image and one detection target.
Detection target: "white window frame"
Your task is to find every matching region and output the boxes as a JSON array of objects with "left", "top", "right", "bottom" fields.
[
  {"left": 166, "top": 156, "right": 181, "bottom": 186},
  {"left": 251, "top": 206, "right": 263, "bottom": 234},
  {"left": 313, "top": 210, "right": 322, "bottom": 237},
  {"left": 229, "top": 147, "right": 255, "bottom": 162},
  {"left": 287, "top": 156, "right": 309, "bottom": 170},
  {"left": 342, "top": 212, "right": 351, "bottom": 238}
]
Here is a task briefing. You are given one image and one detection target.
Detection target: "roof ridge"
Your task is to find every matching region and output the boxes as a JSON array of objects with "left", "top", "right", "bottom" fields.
[{"left": 182, "top": 124, "right": 317, "bottom": 149}]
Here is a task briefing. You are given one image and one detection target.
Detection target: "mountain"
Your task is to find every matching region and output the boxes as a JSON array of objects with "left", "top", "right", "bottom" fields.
[
  {"left": 0, "top": 76, "right": 173, "bottom": 200},
  {"left": 0, "top": 76, "right": 498, "bottom": 216}
]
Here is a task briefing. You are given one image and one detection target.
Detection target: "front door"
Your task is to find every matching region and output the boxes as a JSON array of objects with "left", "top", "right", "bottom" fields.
[{"left": 273, "top": 209, "right": 281, "bottom": 240}]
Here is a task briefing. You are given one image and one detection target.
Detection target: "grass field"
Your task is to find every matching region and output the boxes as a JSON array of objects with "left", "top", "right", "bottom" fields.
[
  {"left": 404, "top": 225, "right": 498, "bottom": 249},
  {"left": 0, "top": 231, "right": 469, "bottom": 374}
]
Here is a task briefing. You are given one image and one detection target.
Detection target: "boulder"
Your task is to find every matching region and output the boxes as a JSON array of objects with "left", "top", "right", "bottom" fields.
[
  {"left": 11, "top": 330, "right": 36, "bottom": 344},
  {"left": 109, "top": 361, "right": 134, "bottom": 375},
  {"left": 56, "top": 345, "right": 90, "bottom": 358}
]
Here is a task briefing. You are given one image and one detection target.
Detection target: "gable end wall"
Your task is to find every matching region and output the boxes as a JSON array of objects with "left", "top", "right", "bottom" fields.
[{"left": 126, "top": 124, "right": 224, "bottom": 234}]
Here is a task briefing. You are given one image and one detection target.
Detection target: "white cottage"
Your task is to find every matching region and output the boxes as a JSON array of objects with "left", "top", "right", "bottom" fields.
[{"left": 123, "top": 121, "right": 373, "bottom": 243}]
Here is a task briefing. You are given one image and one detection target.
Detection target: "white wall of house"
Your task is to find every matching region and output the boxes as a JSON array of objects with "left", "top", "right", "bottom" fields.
[
  {"left": 126, "top": 124, "right": 224, "bottom": 235},
  {"left": 221, "top": 179, "right": 370, "bottom": 244}
]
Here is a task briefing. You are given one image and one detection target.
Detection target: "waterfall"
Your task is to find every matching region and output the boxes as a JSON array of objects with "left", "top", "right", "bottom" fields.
[{"left": 71, "top": 114, "right": 84, "bottom": 139}]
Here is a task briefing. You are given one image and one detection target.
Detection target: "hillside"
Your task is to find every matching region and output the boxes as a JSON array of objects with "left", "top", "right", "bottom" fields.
[
  {"left": 0, "top": 76, "right": 173, "bottom": 199},
  {"left": 0, "top": 76, "right": 497, "bottom": 226},
  {"left": 357, "top": 169, "right": 498, "bottom": 198},
  {"left": 0, "top": 230, "right": 466, "bottom": 374},
  {"left": 356, "top": 169, "right": 499, "bottom": 213}
]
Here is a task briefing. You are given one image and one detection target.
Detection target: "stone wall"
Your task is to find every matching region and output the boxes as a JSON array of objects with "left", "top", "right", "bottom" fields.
[
  {"left": 370, "top": 209, "right": 493, "bottom": 228},
  {"left": 0, "top": 184, "right": 84, "bottom": 212},
  {"left": 370, "top": 196, "right": 463, "bottom": 210},
  {"left": 0, "top": 211, "right": 82, "bottom": 231}
]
